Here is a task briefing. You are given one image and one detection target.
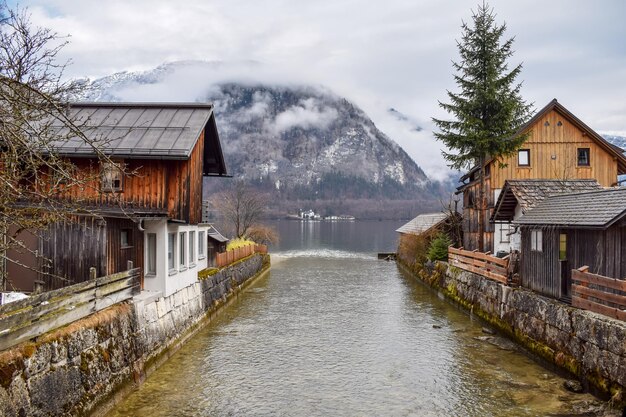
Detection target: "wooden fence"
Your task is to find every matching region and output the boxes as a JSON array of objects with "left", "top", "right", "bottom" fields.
[
  {"left": 448, "top": 246, "right": 510, "bottom": 284},
  {"left": 216, "top": 244, "right": 268, "bottom": 268},
  {"left": 571, "top": 266, "right": 626, "bottom": 321},
  {"left": 0, "top": 262, "right": 141, "bottom": 351}
]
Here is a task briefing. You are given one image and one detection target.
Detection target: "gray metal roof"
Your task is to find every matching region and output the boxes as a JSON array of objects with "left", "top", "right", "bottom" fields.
[
  {"left": 49, "top": 102, "right": 215, "bottom": 159},
  {"left": 396, "top": 213, "right": 449, "bottom": 235},
  {"left": 207, "top": 225, "right": 229, "bottom": 243},
  {"left": 492, "top": 179, "right": 602, "bottom": 221},
  {"left": 515, "top": 187, "right": 626, "bottom": 229}
]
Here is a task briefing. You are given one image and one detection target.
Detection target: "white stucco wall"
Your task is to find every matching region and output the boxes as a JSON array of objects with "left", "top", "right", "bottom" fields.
[
  {"left": 493, "top": 203, "right": 523, "bottom": 255},
  {"left": 142, "top": 220, "right": 209, "bottom": 297}
]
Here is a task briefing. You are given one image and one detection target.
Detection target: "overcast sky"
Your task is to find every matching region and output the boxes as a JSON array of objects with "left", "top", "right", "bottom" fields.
[{"left": 12, "top": 0, "right": 626, "bottom": 180}]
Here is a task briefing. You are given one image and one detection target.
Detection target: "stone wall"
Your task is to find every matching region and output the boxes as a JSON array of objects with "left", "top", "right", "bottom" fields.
[
  {"left": 403, "top": 261, "right": 626, "bottom": 404},
  {"left": 0, "top": 254, "right": 269, "bottom": 417}
]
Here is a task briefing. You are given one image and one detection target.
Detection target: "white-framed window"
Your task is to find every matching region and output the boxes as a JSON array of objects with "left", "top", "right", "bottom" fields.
[
  {"left": 147, "top": 233, "right": 157, "bottom": 275},
  {"left": 168, "top": 232, "right": 176, "bottom": 272},
  {"left": 179, "top": 231, "right": 187, "bottom": 269},
  {"left": 101, "top": 160, "right": 124, "bottom": 192},
  {"left": 198, "top": 231, "right": 206, "bottom": 259},
  {"left": 189, "top": 231, "right": 195, "bottom": 265},
  {"left": 531, "top": 229, "right": 543, "bottom": 252},
  {"left": 518, "top": 149, "right": 530, "bottom": 167}
]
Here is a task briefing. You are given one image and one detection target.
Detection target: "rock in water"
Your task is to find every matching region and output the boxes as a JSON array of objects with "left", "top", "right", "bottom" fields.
[
  {"left": 482, "top": 327, "right": 496, "bottom": 335},
  {"left": 563, "top": 379, "right": 584, "bottom": 393}
]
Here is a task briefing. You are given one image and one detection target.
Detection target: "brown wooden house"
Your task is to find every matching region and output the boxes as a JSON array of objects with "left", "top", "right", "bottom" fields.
[
  {"left": 5, "top": 102, "right": 227, "bottom": 295},
  {"left": 515, "top": 188, "right": 626, "bottom": 300},
  {"left": 457, "top": 99, "right": 626, "bottom": 252}
]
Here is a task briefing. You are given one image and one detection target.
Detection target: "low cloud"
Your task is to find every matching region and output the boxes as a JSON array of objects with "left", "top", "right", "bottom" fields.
[{"left": 271, "top": 98, "right": 338, "bottom": 134}]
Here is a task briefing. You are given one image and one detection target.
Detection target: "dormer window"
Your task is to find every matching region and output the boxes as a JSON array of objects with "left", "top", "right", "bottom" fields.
[
  {"left": 101, "top": 160, "right": 124, "bottom": 192},
  {"left": 577, "top": 148, "right": 590, "bottom": 166},
  {"left": 518, "top": 149, "right": 530, "bottom": 167}
]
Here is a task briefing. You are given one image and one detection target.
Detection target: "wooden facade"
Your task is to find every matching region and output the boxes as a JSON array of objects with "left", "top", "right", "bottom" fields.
[
  {"left": 46, "top": 133, "right": 205, "bottom": 224},
  {"left": 459, "top": 99, "right": 626, "bottom": 251},
  {"left": 520, "top": 225, "right": 626, "bottom": 300}
]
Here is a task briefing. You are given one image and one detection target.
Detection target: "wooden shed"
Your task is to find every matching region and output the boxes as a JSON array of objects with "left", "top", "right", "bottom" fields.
[
  {"left": 515, "top": 188, "right": 626, "bottom": 301},
  {"left": 207, "top": 225, "right": 229, "bottom": 267}
]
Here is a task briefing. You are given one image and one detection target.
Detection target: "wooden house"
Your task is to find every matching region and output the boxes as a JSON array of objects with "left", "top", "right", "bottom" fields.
[
  {"left": 490, "top": 179, "right": 602, "bottom": 254},
  {"left": 515, "top": 188, "right": 626, "bottom": 300},
  {"left": 457, "top": 99, "right": 626, "bottom": 252},
  {"left": 396, "top": 212, "right": 461, "bottom": 264},
  {"left": 5, "top": 102, "right": 227, "bottom": 296}
]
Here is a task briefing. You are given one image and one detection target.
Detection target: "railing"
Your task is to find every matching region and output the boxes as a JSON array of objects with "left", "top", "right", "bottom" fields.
[
  {"left": 571, "top": 266, "right": 626, "bottom": 321},
  {"left": 448, "top": 246, "right": 510, "bottom": 284},
  {"left": 0, "top": 262, "right": 141, "bottom": 351},
  {"left": 216, "top": 244, "right": 268, "bottom": 268}
]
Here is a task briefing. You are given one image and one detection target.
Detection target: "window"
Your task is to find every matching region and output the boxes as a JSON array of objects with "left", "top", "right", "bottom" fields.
[
  {"left": 559, "top": 233, "right": 567, "bottom": 261},
  {"left": 531, "top": 229, "right": 543, "bottom": 252},
  {"left": 518, "top": 149, "right": 530, "bottom": 166},
  {"left": 168, "top": 233, "right": 176, "bottom": 272},
  {"left": 577, "top": 148, "right": 590, "bottom": 166},
  {"left": 101, "top": 161, "right": 124, "bottom": 192},
  {"left": 198, "top": 231, "right": 206, "bottom": 259},
  {"left": 147, "top": 233, "right": 157, "bottom": 275},
  {"left": 499, "top": 223, "right": 511, "bottom": 243},
  {"left": 120, "top": 229, "right": 132, "bottom": 248},
  {"left": 179, "top": 232, "right": 186, "bottom": 269},
  {"left": 189, "top": 231, "right": 195, "bottom": 265}
]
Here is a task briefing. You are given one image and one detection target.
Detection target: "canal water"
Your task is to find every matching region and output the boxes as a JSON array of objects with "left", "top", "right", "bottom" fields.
[{"left": 107, "top": 220, "right": 611, "bottom": 416}]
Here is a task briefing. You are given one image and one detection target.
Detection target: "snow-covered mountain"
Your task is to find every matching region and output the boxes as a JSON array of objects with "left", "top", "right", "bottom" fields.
[
  {"left": 82, "top": 62, "right": 448, "bottom": 218},
  {"left": 602, "top": 134, "right": 626, "bottom": 152}
]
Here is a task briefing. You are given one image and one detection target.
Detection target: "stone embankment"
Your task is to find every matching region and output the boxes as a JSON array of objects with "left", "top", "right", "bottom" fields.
[
  {"left": 401, "top": 261, "right": 625, "bottom": 406},
  {"left": 0, "top": 254, "right": 269, "bottom": 417}
]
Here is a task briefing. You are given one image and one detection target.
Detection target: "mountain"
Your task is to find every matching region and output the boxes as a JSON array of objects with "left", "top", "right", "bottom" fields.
[
  {"left": 602, "top": 134, "right": 626, "bottom": 152},
  {"left": 82, "top": 62, "right": 449, "bottom": 218}
]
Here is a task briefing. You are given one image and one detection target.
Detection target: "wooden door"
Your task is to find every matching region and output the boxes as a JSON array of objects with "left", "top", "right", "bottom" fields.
[{"left": 559, "top": 232, "right": 571, "bottom": 300}]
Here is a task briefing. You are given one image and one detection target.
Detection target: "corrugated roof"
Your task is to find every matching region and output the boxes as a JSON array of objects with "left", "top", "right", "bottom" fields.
[
  {"left": 515, "top": 187, "right": 626, "bottom": 228},
  {"left": 48, "top": 102, "right": 215, "bottom": 159},
  {"left": 396, "top": 213, "right": 449, "bottom": 235},
  {"left": 492, "top": 179, "right": 602, "bottom": 221}
]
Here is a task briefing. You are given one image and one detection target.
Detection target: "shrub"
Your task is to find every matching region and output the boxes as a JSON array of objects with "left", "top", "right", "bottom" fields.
[
  {"left": 427, "top": 233, "right": 452, "bottom": 261},
  {"left": 226, "top": 238, "right": 255, "bottom": 251}
]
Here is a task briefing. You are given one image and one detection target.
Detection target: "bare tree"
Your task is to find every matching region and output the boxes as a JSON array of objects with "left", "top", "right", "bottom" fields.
[
  {"left": 0, "top": 3, "right": 120, "bottom": 290},
  {"left": 246, "top": 224, "right": 279, "bottom": 246},
  {"left": 212, "top": 181, "right": 269, "bottom": 239}
]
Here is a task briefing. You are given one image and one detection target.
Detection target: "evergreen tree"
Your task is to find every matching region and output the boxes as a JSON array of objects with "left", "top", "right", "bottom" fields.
[
  {"left": 433, "top": 3, "right": 532, "bottom": 251},
  {"left": 427, "top": 233, "right": 452, "bottom": 262}
]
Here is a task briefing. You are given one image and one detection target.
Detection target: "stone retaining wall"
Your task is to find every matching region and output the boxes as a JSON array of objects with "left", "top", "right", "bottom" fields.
[
  {"left": 404, "top": 261, "right": 625, "bottom": 404},
  {"left": 0, "top": 254, "right": 269, "bottom": 417}
]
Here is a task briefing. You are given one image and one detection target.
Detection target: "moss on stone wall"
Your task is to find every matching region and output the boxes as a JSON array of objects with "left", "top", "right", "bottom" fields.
[{"left": 397, "top": 259, "right": 625, "bottom": 407}]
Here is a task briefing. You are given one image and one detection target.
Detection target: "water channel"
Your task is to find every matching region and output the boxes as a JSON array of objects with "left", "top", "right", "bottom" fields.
[{"left": 107, "top": 220, "right": 610, "bottom": 416}]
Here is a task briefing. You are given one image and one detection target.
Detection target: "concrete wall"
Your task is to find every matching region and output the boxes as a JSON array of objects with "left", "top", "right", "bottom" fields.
[
  {"left": 0, "top": 254, "right": 269, "bottom": 417},
  {"left": 403, "top": 261, "right": 626, "bottom": 404}
]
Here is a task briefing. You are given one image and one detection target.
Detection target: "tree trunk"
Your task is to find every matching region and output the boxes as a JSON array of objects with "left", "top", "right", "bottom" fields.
[{"left": 478, "top": 156, "right": 485, "bottom": 252}]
